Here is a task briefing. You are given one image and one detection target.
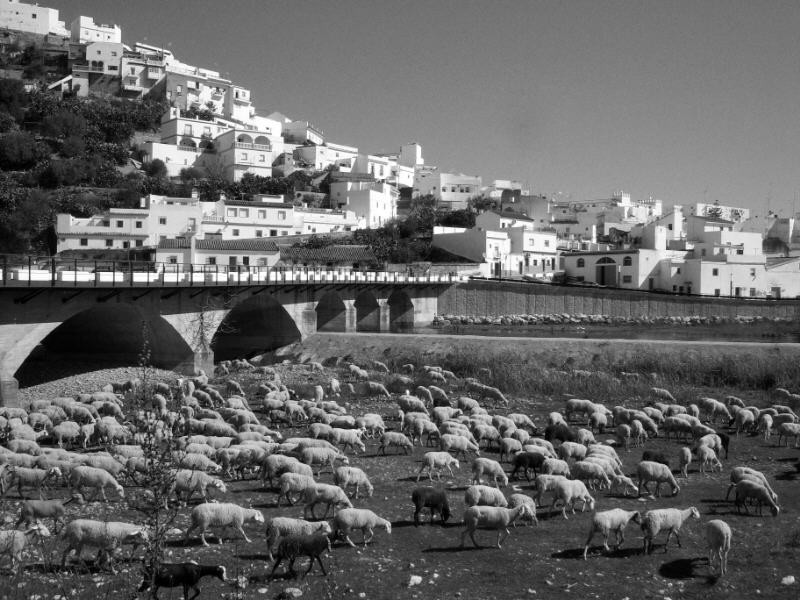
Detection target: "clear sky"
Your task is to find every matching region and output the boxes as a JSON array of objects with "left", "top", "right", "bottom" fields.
[{"left": 45, "top": 0, "right": 800, "bottom": 216}]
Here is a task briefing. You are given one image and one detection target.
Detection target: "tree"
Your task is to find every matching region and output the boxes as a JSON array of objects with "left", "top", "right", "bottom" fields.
[
  {"left": 145, "top": 158, "right": 168, "bottom": 179},
  {"left": 0, "top": 78, "right": 28, "bottom": 121},
  {"left": 0, "top": 131, "right": 47, "bottom": 170},
  {"left": 42, "top": 110, "right": 87, "bottom": 139},
  {"left": 59, "top": 135, "right": 85, "bottom": 158}
]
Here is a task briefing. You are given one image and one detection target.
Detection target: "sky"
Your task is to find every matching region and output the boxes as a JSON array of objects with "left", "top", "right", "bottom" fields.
[{"left": 44, "top": 0, "right": 800, "bottom": 216}]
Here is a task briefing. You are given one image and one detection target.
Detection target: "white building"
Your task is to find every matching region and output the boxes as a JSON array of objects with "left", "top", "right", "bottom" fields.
[
  {"left": 155, "top": 237, "right": 281, "bottom": 270},
  {"left": 0, "top": 0, "right": 68, "bottom": 36},
  {"left": 294, "top": 142, "right": 359, "bottom": 172},
  {"left": 413, "top": 168, "right": 481, "bottom": 211},
  {"left": 70, "top": 15, "right": 121, "bottom": 44},
  {"left": 691, "top": 202, "right": 750, "bottom": 223},
  {"left": 329, "top": 173, "right": 398, "bottom": 229}
]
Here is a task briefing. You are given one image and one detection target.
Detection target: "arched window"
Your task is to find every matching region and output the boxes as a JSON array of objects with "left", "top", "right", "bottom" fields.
[
  {"left": 577, "top": 258, "right": 585, "bottom": 268},
  {"left": 623, "top": 256, "right": 632, "bottom": 266}
]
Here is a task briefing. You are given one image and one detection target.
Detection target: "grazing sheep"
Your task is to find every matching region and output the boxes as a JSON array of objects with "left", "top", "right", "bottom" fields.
[
  {"left": 300, "top": 447, "right": 350, "bottom": 476},
  {"left": 757, "top": 414, "right": 773, "bottom": 441},
  {"left": 269, "top": 533, "right": 332, "bottom": 579},
  {"left": 641, "top": 450, "right": 669, "bottom": 467},
  {"left": 725, "top": 467, "right": 778, "bottom": 503},
  {"left": 609, "top": 474, "right": 639, "bottom": 497},
  {"left": 583, "top": 509, "right": 641, "bottom": 559},
  {"left": 440, "top": 433, "right": 480, "bottom": 458},
  {"left": 557, "top": 441, "right": 587, "bottom": 462},
  {"left": 616, "top": 424, "right": 632, "bottom": 450},
  {"left": 399, "top": 394, "right": 429, "bottom": 414},
  {"left": 333, "top": 466, "right": 374, "bottom": 499},
  {"left": 570, "top": 461, "right": 611, "bottom": 491},
  {"left": 499, "top": 437, "right": 524, "bottom": 462},
  {"left": 410, "top": 418, "right": 440, "bottom": 447},
  {"left": 277, "top": 473, "right": 317, "bottom": 507},
  {"left": 0, "top": 524, "right": 50, "bottom": 570},
  {"left": 60, "top": 519, "right": 148, "bottom": 573},
  {"left": 706, "top": 519, "right": 732, "bottom": 576},
  {"left": 411, "top": 486, "right": 451, "bottom": 526},
  {"left": 507, "top": 493, "right": 538, "bottom": 527},
  {"left": 416, "top": 452, "right": 460, "bottom": 482},
  {"left": 533, "top": 474, "right": 568, "bottom": 505},
  {"left": 542, "top": 458, "right": 571, "bottom": 478},
  {"left": 550, "top": 479, "right": 595, "bottom": 520},
  {"left": 332, "top": 508, "right": 392, "bottom": 548},
  {"left": 171, "top": 470, "right": 227, "bottom": 504},
  {"left": 637, "top": 461, "right": 680, "bottom": 497},
  {"left": 471, "top": 457, "right": 508, "bottom": 488},
  {"left": 378, "top": 432, "right": 414, "bottom": 455},
  {"left": 641, "top": 507, "right": 700, "bottom": 554},
  {"left": 776, "top": 422, "right": 800, "bottom": 447},
  {"left": 68, "top": 465, "right": 124, "bottom": 502},
  {"left": 361, "top": 381, "right": 391, "bottom": 399},
  {"left": 302, "top": 483, "right": 353, "bottom": 519},
  {"left": 2, "top": 466, "right": 61, "bottom": 500},
  {"left": 696, "top": 445, "right": 722, "bottom": 474},
  {"left": 184, "top": 502, "right": 264, "bottom": 546},
  {"left": 265, "top": 517, "right": 333, "bottom": 562},
  {"left": 733, "top": 409, "right": 755, "bottom": 435},
  {"left": 460, "top": 504, "right": 531, "bottom": 548},
  {"left": 138, "top": 563, "right": 228, "bottom": 599},
  {"left": 733, "top": 480, "right": 780, "bottom": 517},
  {"left": 651, "top": 387, "right": 677, "bottom": 403},
  {"left": 678, "top": 447, "right": 692, "bottom": 479},
  {"left": 545, "top": 424, "right": 579, "bottom": 444},
  {"left": 510, "top": 451, "right": 546, "bottom": 482},
  {"left": 464, "top": 484, "right": 507, "bottom": 507},
  {"left": 15, "top": 494, "right": 84, "bottom": 532},
  {"left": 354, "top": 413, "right": 386, "bottom": 438},
  {"left": 329, "top": 427, "right": 366, "bottom": 453}
]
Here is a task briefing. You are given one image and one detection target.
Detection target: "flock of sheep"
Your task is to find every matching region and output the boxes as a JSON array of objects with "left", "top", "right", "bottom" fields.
[{"left": 0, "top": 356, "right": 797, "bottom": 595}]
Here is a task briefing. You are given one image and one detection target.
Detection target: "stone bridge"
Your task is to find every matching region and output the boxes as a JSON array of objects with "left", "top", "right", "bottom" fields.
[{"left": 0, "top": 266, "right": 460, "bottom": 406}]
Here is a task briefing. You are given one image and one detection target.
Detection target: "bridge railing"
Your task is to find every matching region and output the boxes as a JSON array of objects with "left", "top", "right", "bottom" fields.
[{"left": 0, "top": 255, "right": 469, "bottom": 288}]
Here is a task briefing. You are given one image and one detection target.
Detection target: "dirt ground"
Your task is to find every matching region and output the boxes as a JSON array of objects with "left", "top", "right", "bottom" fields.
[{"left": 4, "top": 333, "right": 800, "bottom": 600}]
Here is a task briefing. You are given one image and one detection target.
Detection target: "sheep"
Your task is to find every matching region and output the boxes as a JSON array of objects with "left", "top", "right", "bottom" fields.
[
  {"left": 440, "top": 433, "right": 480, "bottom": 458},
  {"left": 354, "top": 413, "right": 385, "bottom": 438},
  {"left": 2, "top": 466, "right": 61, "bottom": 500},
  {"left": 706, "top": 519, "right": 732, "bottom": 576},
  {"left": 184, "top": 502, "right": 264, "bottom": 546},
  {"left": 276, "top": 473, "right": 317, "bottom": 507},
  {"left": 471, "top": 457, "right": 509, "bottom": 487},
  {"left": 332, "top": 508, "right": 392, "bottom": 548},
  {"left": 378, "top": 432, "right": 414, "bottom": 455},
  {"left": 176, "top": 452, "right": 222, "bottom": 473},
  {"left": 265, "top": 517, "right": 333, "bottom": 562},
  {"left": 333, "top": 466, "right": 374, "bottom": 499},
  {"left": 171, "top": 470, "right": 227, "bottom": 504},
  {"left": 302, "top": 483, "right": 353, "bottom": 519},
  {"left": 269, "top": 533, "right": 332, "bottom": 579},
  {"left": 650, "top": 387, "right": 676, "bottom": 403},
  {"left": 757, "top": 413, "right": 773, "bottom": 441},
  {"left": 557, "top": 441, "right": 587, "bottom": 462},
  {"left": 68, "top": 465, "right": 125, "bottom": 502},
  {"left": 550, "top": 479, "right": 595, "bottom": 519},
  {"left": 570, "top": 461, "right": 611, "bottom": 491},
  {"left": 733, "top": 480, "right": 780, "bottom": 517},
  {"left": 776, "top": 422, "right": 800, "bottom": 447},
  {"left": 416, "top": 451, "right": 460, "bottom": 482},
  {"left": 300, "top": 447, "right": 349, "bottom": 476},
  {"left": 399, "top": 394, "right": 429, "bottom": 415},
  {"left": 545, "top": 423, "right": 579, "bottom": 444},
  {"left": 464, "top": 484, "right": 507, "bottom": 507},
  {"left": 733, "top": 409, "right": 755, "bottom": 435},
  {"left": 7, "top": 438, "right": 41, "bottom": 454},
  {"left": 637, "top": 461, "right": 680, "bottom": 497},
  {"left": 507, "top": 493, "right": 538, "bottom": 527},
  {"left": 138, "top": 563, "right": 228, "bottom": 600},
  {"left": 15, "top": 494, "right": 84, "bottom": 533},
  {"left": 260, "top": 455, "right": 312, "bottom": 487},
  {"left": 460, "top": 504, "right": 532, "bottom": 548},
  {"left": 499, "top": 437, "right": 524, "bottom": 463},
  {"left": 640, "top": 506, "right": 700, "bottom": 554},
  {"left": 696, "top": 445, "right": 722, "bottom": 474},
  {"left": 583, "top": 509, "right": 641, "bottom": 559},
  {"left": 82, "top": 454, "right": 127, "bottom": 479},
  {"left": 678, "top": 447, "right": 692, "bottom": 479},
  {"left": 610, "top": 474, "right": 639, "bottom": 497},
  {"left": 411, "top": 486, "right": 451, "bottom": 526},
  {"left": 641, "top": 450, "right": 669, "bottom": 467},
  {"left": 725, "top": 467, "right": 778, "bottom": 503},
  {"left": 0, "top": 524, "right": 51, "bottom": 571},
  {"left": 329, "top": 427, "right": 366, "bottom": 453},
  {"left": 410, "top": 418, "right": 440, "bottom": 447},
  {"left": 616, "top": 424, "right": 632, "bottom": 450},
  {"left": 60, "top": 519, "right": 148, "bottom": 573},
  {"left": 542, "top": 458, "right": 571, "bottom": 478},
  {"left": 509, "top": 451, "right": 546, "bottom": 482}
]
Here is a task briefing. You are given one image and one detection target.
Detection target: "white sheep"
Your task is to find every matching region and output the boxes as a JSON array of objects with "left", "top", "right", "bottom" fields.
[
  {"left": 16, "top": 494, "right": 84, "bottom": 532},
  {"left": 440, "top": 433, "right": 480, "bottom": 458},
  {"left": 171, "top": 470, "right": 227, "bottom": 504},
  {"left": 616, "top": 424, "right": 632, "bottom": 450},
  {"left": 776, "top": 422, "right": 800, "bottom": 447},
  {"left": 696, "top": 445, "right": 722, "bottom": 474},
  {"left": 733, "top": 480, "right": 780, "bottom": 517},
  {"left": 184, "top": 502, "right": 265, "bottom": 546},
  {"left": 542, "top": 458, "right": 571, "bottom": 478},
  {"left": 507, "top": 493, "right": 538, "bottom": 527},
  {"left": 411, "top": 418, "right": 441, "bottom": 447},
  {"left": 276, "top": 473, "right": 317, "bottom": 507},
  {"left": 398, "top": 394, "right": 428, "bottom": 414},
  {"left": 550, "top": 479, "right": 595, "bottom": 519},
  {"left": 61, "top": 519, "right": 148, "bottom": 573},
  {"left": 471, "top": 457, "right": 509, "bottom": 488},
  {"left": 300, "top": 447, "right": 349, "bottom": 476},
  {"left": 733, "top": 409, "right": 755, "bottom": 435},
  {"left": 757, "top": 413, "right": 773, "bottom": 441},
  {"left": 637, "top": 461, "right": 680, "bottom": 497},
  {"left": 725, "top": 467, "right": 778, "bottom": 503},
  {"left": 570, "top": 461, "right": 611, "bottom": 490},
  {"left": 705, "top": 519, "right": 732, "bottom": 576},
  {"left": 265, "top": 517, "right": 333, "bottom": 562},
  {"left": 68, "top": 465, "right": 125, "bottom": 502},
  {"left": 377, "top": 431, "right": 413, "bottom": 455},
  {"left": 499, "top": 437, "right": 524, "bottom": 462},
  {"left": 583, "top": 508, "right": 641, "bottom": 559},
  {"left": 329, "top": 428, "right": 366, "bottom": 453},
  {"left": 2, "top": 466, "right": 61, "bottom": 500},
  {"left": 609, "top": 474, "right": 639, "bottom": 497},
  {"left": 557, "top": 441, "right": 587, "bottom": 462},
  {"left": 302, "top": 483, "right": 354, "bottom": 519},
  {"left": 416, "top": 451, "right": 460, "bottom": 482},
  {"left": 678, "top": 447, "right": 692, "bottom": 479},
  {"left": 640, "top": 506, "right": 700, "bottom": 554},
  {"left": 548, "top": 411, "right": 567, "bottom": 426},
  {"left": 464, "top": 484, "right": 507, "bottom": 507},
  {"left": 0, "top": 524, "right": 50, "bottom": 570},
  {"left": 354, "top": 413, "right": 386, "bottom": 438},
  {"left": 334, "top": 466, "right": 374, "bottom": 499},
  {"left": 332, "top": 508, "right": 392, "bottom": 547},
  {"left": 460, "top": 504, "right": 532, "bottom": 548}
]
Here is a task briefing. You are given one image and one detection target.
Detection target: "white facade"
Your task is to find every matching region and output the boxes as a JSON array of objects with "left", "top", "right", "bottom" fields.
[
  {"left": 0, "top": 0, "right": 68, "bottom": 36},
  {"left": 413, "top": 168, "right": 481, "bottom": 210},
  {"left": 294, "top": 142, "right": 359, "bottom": 171},
  {"left": 215, "top": 124, "right": 284, "bottom": 182},
  {"left": 330, "top": 177, "right": 398, "bottom": 229},
  {"left": 691, "top": 202, "right": 750, "bottom": 223},
  {"left": 70, "top": 15, "right": 121, "bottom": 44}
]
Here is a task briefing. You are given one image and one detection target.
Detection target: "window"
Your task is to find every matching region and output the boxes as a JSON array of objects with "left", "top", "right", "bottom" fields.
[
  {"left": 278, "top": 211, "right": 286, "bottom": 220},
  {"left": 623, "top": 256, "right": 632, "bottom": 266},
  {"left": 750, "top": 288, "right": 756, "bottom": 297},
  {"left": 122, "top": 241, "right": 130, "bottom": 249},
  {"left": 135, "top": 240, "right": 143, "bottom": 247},
  {"left": 102, "top": 220, "right": 110, "bottom": 227},
  {"left": 241, "top": 152, "right": 248, "bottom": 160},
  {"left": 668, "top": 224, "right": 673, "bottom": 230},
  {"left": 116, "top": 220, "right": 123, "bottom": 228},
  {"left": 168, "top": 256, "right": 177, "bottom": 264},
  {"left": 255, "top": 230, "right": 262, "bottom": 237},
  {"left": 259, "top": 155, "right": 265, "bottom": 162},
  {"left": 159, "top": 235, "right": 166, "bottom": 242},
  {"left": 576, "top": 276, "right": 584, "bottom": 282},
  {"left": 242, "top": 256, "right": 250, "bottom": 266},
  {"left": 701, "top": 248, "right": 706, "bottom": 256},
  {"left": 176, "top": 85, "right": 182, "bottom": 93},
  {"left": 622, "top": 275, "right": 632, "bottom": 283},
  {"left": 232, "top": 229, "right": 240, "bottom": 236},
  {"left": 135, "top": 221, "right": 142, "bottom": 229},
  {"left": 441, "top": 187, "right": 447, "bottom": 192},
  {"left": 159, "top": 217, "right": 167, "bottom": 225},
  {"left": 672, "top": 285, "right": 677, "bottom": 292},
  {"left": 577, "top": 258, "right": 585, "bottom": 268},
  {"left": 270, "top": 229, "right": 278, "bottom": 237},
  {"left": 544, "top": 240, "right": 550, "bottom": 247},
  {"left": 184, "top": 125, "right": 192, "bottom": 136},
  {"left": 714, "top": 289, "right": 720, "bottom": 297},
  {"left": 258, "top": 210, "right": 266, "bottom": 219},
  {"left": 79, "top": 238, "right": 88, "bottom": 246},
  {"left": 676, "top": 267, "right": 681, "bottom": 274},
  {"left": 203, "top": 126, "right": 211, "bottom": 136},
  {"left": 105, "top": 239, "right": 113, "bottom": 247},
  {"left": 712, "top": 268, "right": 719, "bottom": 276},
  {"left": 111, "top": 51, "right": 117, "bottom": 57},
  {"left": 227, "top": 208, "right": 236, "bottom": 217},
  {"left": 736, "top": 249, "right": 743, "bottom": 255},
  {"left": 750, "top": 268, "right": 756, "bottom": 277},
  {"left": 130, "top": 67, "right": 135, "bottom": 75},
  {"left": 240, "top": 209, "right": 249, "bottom": 218},
  {"left": 207, "top": 257, "right": 216, "bottom": 265}
]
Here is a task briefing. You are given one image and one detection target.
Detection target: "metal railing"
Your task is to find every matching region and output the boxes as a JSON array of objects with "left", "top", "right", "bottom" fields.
[{"left": 0, "top": 255, "right": 468, "bottom": 289}]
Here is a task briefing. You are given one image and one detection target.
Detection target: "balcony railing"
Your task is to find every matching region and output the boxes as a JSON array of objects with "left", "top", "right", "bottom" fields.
[
  {"left": 0, "top": 255, "right": 468, "bottom": 289},
  {"left": 235, "top": 142, "right": 271, "bottom": 151},
  {"left": 72, "top": 63, "right": 104, "bottom": 73}
]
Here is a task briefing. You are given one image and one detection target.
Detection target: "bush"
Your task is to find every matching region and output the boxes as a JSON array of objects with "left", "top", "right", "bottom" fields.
[
  {"left": 0, "top": 131, "right": 47, "bottom": 170},
  {"left": 42, "top": 110, "right": 87, "bottom": 138},
  {"left": 59, "top": 135, "right": 85, "bottom": 158},
  {"left": 145, "top": 158, "right": 168, "bottom": 179}
]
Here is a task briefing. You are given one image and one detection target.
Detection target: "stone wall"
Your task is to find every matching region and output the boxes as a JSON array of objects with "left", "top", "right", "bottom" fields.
[{"left": 438, "top": 280, "right": 800, "bottom": 320}]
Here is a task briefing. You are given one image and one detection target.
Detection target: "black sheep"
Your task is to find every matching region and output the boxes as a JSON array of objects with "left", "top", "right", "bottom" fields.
[
  {"left": 544, "top": 423, "right": 578, "bottom": 443},
  {"left": 715, "top": 431, "right": 730, "bottom": 459},
  {"left": 411, "top": 486, "right": 451, "bottom": 526},
  {"left": 269, "top": 533, "right": 331, "bottom": 579},
  {"left": 138, "top": 562, "right": 227, "bottom": 600},
  {"left": 641, "top": 450, "right": 670, "bottom": 468},
  {"left": 509, "top": 451, "right": 546, "bottom": 482}
]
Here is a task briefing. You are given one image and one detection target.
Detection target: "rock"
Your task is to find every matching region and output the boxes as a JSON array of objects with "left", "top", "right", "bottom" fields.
[
  {"left": 284, "top": 588, "right": 302, "bottom": 598},
  {"left": 781, "top": 576, "right": 795, "bottom": 585},
  {"left": 409, "top": 575, "right": 423, "bottom": 587}
]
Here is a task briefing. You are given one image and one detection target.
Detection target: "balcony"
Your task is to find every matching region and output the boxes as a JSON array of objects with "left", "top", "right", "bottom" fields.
[
  {"left": 146, "top": 69, "right": 162, "bottom": 80},
  {"left": 72, "top": 63, "right": 103, "bottom": 73},
  {"left": 235, "top": 142, "right": 271, "bottom": 151},
  {"left": 123, "top": 83, "right": 144, "bottom": 92}
]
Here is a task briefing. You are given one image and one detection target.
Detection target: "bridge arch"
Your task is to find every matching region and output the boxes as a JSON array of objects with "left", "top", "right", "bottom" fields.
[
  {"left": 354, "top": 291, "right": 380, "bottom": 332},
  {"left": 315, "top": 291, "right": 347, "bottom": 332},
  {"left": 388, "top": 290, "right": 414, "bottom": 332},
  {"left": 211, "top": 294, "right": 301, "bottom": 361},
  {"left": 13, "top": 304, "right": 194, "bottom": 388}
]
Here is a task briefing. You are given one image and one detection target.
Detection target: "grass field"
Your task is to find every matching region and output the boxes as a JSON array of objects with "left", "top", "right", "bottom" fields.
[{"left": 3, "top": 333, "right": 800, "bottom": 600}]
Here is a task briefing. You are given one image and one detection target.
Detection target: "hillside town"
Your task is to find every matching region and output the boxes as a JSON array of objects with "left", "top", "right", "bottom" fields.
[{"left": 2, "top": 0, "right": 800, "bottom": 298}]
